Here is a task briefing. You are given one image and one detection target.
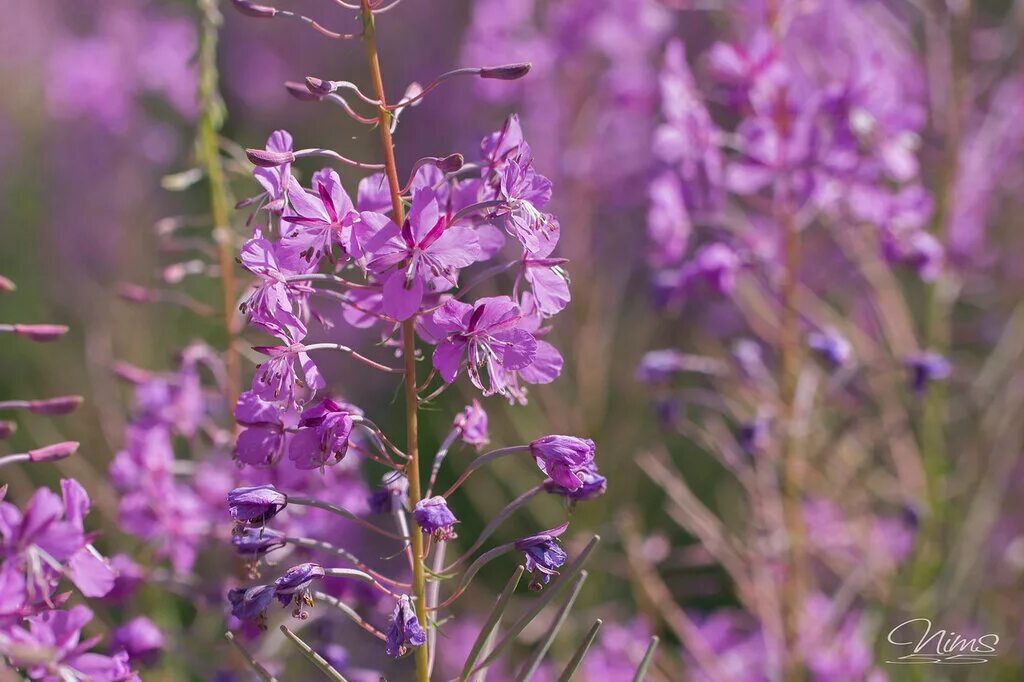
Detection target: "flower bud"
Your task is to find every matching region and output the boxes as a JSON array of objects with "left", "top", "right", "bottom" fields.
[
  {"left": 228, "top": 485, "right": 288, "bottom": 525},
  {"left": 0, "top": 275, "right": 15, "bottom": 293},
  {"left": 439, "top": 153, "right": 464, "bottom": 173},
  {"left": 28, "top": 395, "right": 84, "bottom": 416},
  {"left": 454, "top": 400, "right": 488, "bottom": 449},
  {"left": 118, "top": 283, "right": 155, "bottom": 303},
  {"left": 285, "top": 80, "right": 323, "bottom": 102},
  {"left": 11, "top": 324, "right": 69, "bottom": 342},
  {"left": 28, "top": 441, "right": 80, "bottom": 462},
  {"left": 480, "top": 63, "right": 532, "bottom": 80},
  {"left": 304, "top": 77, "right": 336, "bottom": 96},
  {"left": 0, "top": 421, "right": 15, "bottom": 439},
  {"left": 246, "top": 147, "right": 296, "bottom": 168},
  {"left": 230, "top": 0, "right": 278, "bottom": 18}
]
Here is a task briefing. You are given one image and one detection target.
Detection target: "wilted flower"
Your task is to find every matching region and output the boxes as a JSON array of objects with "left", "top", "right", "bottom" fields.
[
  {"left": 412, "top": 497, "right": 458, "bottom": 541},
  {"left": 514, "top": 523, "right": 569, "bottom": 591},
  {"left": 274, "top": 562, "right": 325, "bottom": 619},
  {"left": 543, "top": 461, "right": 607, "bottom": 505},
  {"left": 385, "top": 595, "right": 427, "bottom": 658},
  {"left": 228, "top": 485, "right": 288, "bottom": 526},
  {"left": 529, "top": 435, "right": 597, "bottom": 491},
  {"left": 228, "top": 584, "right": 277, "bottom": 626},
  {"left": 288, "top": 398, "right": 356, "bottom": 469}
]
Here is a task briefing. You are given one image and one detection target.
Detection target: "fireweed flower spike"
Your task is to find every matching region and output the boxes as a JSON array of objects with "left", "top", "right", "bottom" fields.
[
  {"left": 514, "top": 523, "right": 570, "bottom": 591},
  {"left": 385, "top": 595, "right": 427, "bottom": 658}
]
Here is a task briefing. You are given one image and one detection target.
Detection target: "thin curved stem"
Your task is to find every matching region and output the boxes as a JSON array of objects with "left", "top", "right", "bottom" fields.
[
  {"left": 433, "top": 543, "right": 516, "bottom": 610},
  {"left": 302, "top": 342, "right": 404, "bottom": 374},
  {"left": 289, "top": 496, "right": 404, "bottom": 540},
  {"left": 312, "top": 590, "right": 388, "bottom": 641},
  {"left": 425, "top": 427, "right": 460, "bottom": 497},
  {"left": 0, "top": 454, "right": 30, "bottom": 469},
  {"left": 283, "top": 536, "right": 411, "bottom": 589},
  {"left": 442, "top": 446, "right": 530, "bottom": 497},
  {"left": 443, "top": 486, "right": 543, "bottom": 572}
]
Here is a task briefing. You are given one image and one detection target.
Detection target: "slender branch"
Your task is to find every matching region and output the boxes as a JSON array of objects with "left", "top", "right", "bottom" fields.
[
  {"left": 279, "top": 625, "right": 349, "bottom": 681},
  {"left": 225, "top": 632, "right": 277, "bottom": 682},
  {"left": 443, "top": 486, "right": 543, "bottom": 572},
  {"left": 441, "top": 446, "right": 530, "bottom": 497},
  {"left": 313, "top": 590, "right": 388, "bottom": 641},
  {"left": 289, "top": 496, "right": 404, "bottom": 539}
]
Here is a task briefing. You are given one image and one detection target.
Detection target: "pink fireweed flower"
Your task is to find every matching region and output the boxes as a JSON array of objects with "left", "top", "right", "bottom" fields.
[
  {"left": 495, "top": 143, "right": 555, "bottom": 254},
  {"left": 431, "top": 296, "right": 545, "bottom": 398},
  {"left": 454, "top": 400, "right": 489, "bottom": 449},
  {"left": 238, "top": 237, "right": 309, "bottom": 342},
  {"left": 516, "top": 223, "right": 570, "bottom": 317},
  {"left": 287, "top": 398, "right": 357, "bottom": 469},
  {"left": 366, "top": 189, "right": 482, "bottom": 320},
  {"left": 529, "top": 435, "right": 597, "bottom": 491},
  {"left": 111, "top": 616, "right": 165, "bottom": 667},
  {"left": 282, "top": 168, "right": 367, "bottom": 266},
  {"left": 233, "top": 390, "right": 287, "bottom": 466},
  {"left": 251, "top": 341, "right": 325, "bottom": 408}
]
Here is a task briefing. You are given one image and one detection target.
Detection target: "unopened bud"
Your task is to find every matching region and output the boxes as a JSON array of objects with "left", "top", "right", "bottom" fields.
[
  {"left": 112, "top": 362, "right": 153, "bottom": 385},
  {"left": 118, "top": 283, "right": 154, "bottom": 303},
  {"left": 28, "top": 441, "right": 79, "bottom": 463},
  {"left": 304, "top": 77, "right": 336, "bottom": 96},
  {"left": 230, "top": 0, "right": 278, "bottom": 18},
  {"left": 29, "top": 396, "right": 84, "bottom": 416},
  {"left": 480, "top": 63, "right": 532, "bottom": 81},
  {"left": 12, "top": 324, "right": 69, "bottom": 342},
  {"left": 0, "top": 421, "right": 15, "bottom": 439},
  {"left": 439, "top": 153, "right": 464, "bottom": 173},
  {"left": 285, "top": 81, "right": 323, "bottom": 102},
  {"left": 0, "top": 275, "right": 15, "bottom": 293},
  {"left": 246, "top": 148, "right": 295, "bottom": 168}
]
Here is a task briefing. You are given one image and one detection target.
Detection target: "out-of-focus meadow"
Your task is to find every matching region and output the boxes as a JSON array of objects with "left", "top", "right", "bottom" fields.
[{"left": 2, "top": 0, "right": 1024, "bottom": 680}]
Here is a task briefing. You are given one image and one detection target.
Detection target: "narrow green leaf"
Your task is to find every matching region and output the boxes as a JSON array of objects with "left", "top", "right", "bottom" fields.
[
  {"left": 632, "top": 636, "right": 660, "bottom": 682},
  {"left": 279, "top": 624, "right": 349, "bottom": 681},
  {"left": 225, "top": 631, "right": 277, "bottom": 682},
  {"left": 556, "top": 620, "right": 603, "bottom": 682},
  {"left": 514, "top": 572, "right": 588, "bottom": 681},
  {"left": 460, "top": 565, "right": 525, "bottom": 681},
  {"left": 470, "top": 535, "right": 601, "bottom": 677}
]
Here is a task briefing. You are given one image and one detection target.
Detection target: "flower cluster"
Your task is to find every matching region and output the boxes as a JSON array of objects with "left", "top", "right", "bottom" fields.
[
  {"left": 220, "top": 3, "right": 605, "bottom": 677},
  {"left": 1, "top": 278, "right": 137, "bottom": 680}
]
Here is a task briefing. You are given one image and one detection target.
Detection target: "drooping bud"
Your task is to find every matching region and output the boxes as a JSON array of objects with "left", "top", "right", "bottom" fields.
[
  {"left": 285, "top": 80, "right": 324, "bottom": 102},
  {"left": 480, "top": 63, "right": 532, "bottom": 80},
  {"left": 9, "top": 324, "right": 69, "bottom": 342},
  {"left": 385, "top": 595, "right": 427, "bottom": 658},
  {"left": 28, "top": 441, "right": 80, "bottom": 462},
  {"left": 304, "top": 77, "right": 336, "bottom": 96},
  {"left": 246, "top": 147, "right": 296, "bottom": 168},
  {"left": 439, "top": 153, "right": 464, "bottom": 173},
  {"left": 28, "top": 395, "right": 84, "bottom": 416},
  {"left": 0, "top": 275, "right": 15, "bottom": 293},
  {"left": 230, "top": 0, "right": 278, "bottom": 18}
]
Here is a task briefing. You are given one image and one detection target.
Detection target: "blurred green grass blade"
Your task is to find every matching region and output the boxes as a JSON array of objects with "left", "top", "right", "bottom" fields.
[
  {"left": 514, "top": 571, "right": 589, "bottom": 681},
  {"left": 225, "top": 631, "right": 278, "bottom": 682},
  {"left": 556, "top": 619, "right": 603, "bottom": 682},
  {"left": 279, "top": 624, "right": 349, "bottom": 681},
  {"left": 632, "top": 636, "right": 660, "bottom": 681},
  {"left": 460, "top": 565, "right": 525, "bottom": 681},
  {"left": 470, "top": 534, "right": 600, "bottom": 677}
]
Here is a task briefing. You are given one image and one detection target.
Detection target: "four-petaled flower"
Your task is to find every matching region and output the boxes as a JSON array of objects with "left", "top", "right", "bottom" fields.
[
  {"left": 529, "top": 436, "right": 597, "bottom": 492},
  {"left": 412, "top": 497, "right": 458, "bottom": 542}
]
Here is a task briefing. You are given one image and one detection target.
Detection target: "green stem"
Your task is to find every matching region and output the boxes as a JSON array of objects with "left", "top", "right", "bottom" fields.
[
  {"left": 358, "top": 3, "right": 429, "bottom": 680},
  {"left": 197, "top": 0, "right": 240, "bottom": 410}
]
